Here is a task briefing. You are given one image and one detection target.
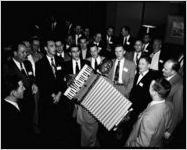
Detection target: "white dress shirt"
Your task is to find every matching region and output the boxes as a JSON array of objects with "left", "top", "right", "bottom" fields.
[
  {"left": 81, "top": 49, "right": 87, "bottom": 60},
  {"left": 57, "top": 52, "right": 65, "bottom": 58},
  {"left": 149, "top": 99, "right": 165, "bottom": 107},
  {"left": 133, "top": 51, "right": 142, "bottom": 65},
  {"left": 72, "top": 59, "right": 81, "bottom": 75},
  {"left": 91, "top": 56, "right": 102, "bottom": 69},
  {"left": 136, "top": 70, "right": 149, "bottom": 84},
  {"left": 113, "top": 58, "right": 125, "bottom": 83},
  {"left": 46, "top": 55, "right": 56, "bottom": 66},
  {"left": 4, "top": 99, "right": 20, "bottom": 111},
  {"left": 13, "top": 58, "right": 27, "bottom": 75},
  {"left": 27, "top": 54, "right": 35, "bottom": 76},
  {"left": 150, "top": 50, "right": 161, "bottom": 70}
]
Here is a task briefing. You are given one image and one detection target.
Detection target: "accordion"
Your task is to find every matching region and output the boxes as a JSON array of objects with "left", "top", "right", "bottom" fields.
[{"left": 64, "top": 64, "right": 132, "bottom": 131}]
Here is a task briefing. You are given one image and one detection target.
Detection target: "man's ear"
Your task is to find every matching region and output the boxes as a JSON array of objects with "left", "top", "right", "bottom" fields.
[
  {"left": 44, "top": 46, "right": 47, "bottom": 51},
  {"left": 10, "top": 90, "right": 17, "bottom": 97},
  {"left": 13, "top": 51, "right": 17, "bottom": 57}
]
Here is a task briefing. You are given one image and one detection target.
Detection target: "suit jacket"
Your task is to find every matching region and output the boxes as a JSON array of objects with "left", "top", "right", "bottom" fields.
[
  {"left": 118, "top": 34, "right": 135, "bottom": 52},
  {"left": 64, "top": 59, "right": 90, "bottom": 75},
  {"left": 130, "top": 70, "right": 159, "bottom": 115},
  {"left": 35, "top": 55, "right": 66, "bottom": 104},
  {"left": 2, "top": 100, "right": 29, "bottom": 148},
  {"left": 149, "top": 49, "right": 168, "bottom": 72},
  {"left": 2, "top": 59, "right": 35, "bottom": 116},
  {"left": 167, "top": 73, "right": 183, "bottom": 134},
  {"left": 107, "top": 58, "right": 136, "bottom": 98},
  {"left": 80, "top": 48, "right": 91, "bottom": 60},
  {"left": 86, "top": 56, "right": 105, "bottom": 70},
  {"left": 57, "top": 52, "right": 71, "bottom": 62},
  {"left": 143, "top": 42, "right": 153, "bottom": 55},
  {"left": 125, "top": 51, "right": 148, "bottom": 64},
  {"left": 126, "top": 101, "right": 173, "bottom": 147}
]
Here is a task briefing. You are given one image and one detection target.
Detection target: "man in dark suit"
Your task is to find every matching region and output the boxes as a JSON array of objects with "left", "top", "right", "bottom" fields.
[
  {"left": 65, "top": 44, "right": 90, "bottom": 76},
  {"left": 35, "top": 39, "right": 66, "bottom": 139},
  {"left": 103, "top": 26, "right": 116, "bottom": 58},
  {"left": 129, "top": 56, "right": 159, "bottom": 122},
  {"left": 74, "top": 25, "right": 83, "bottom": 46},
  {"left": 118, "top": 26, "right": 135, "bottom": 52},
  {"left": 65, "top": 45, "right": 96, "bottom": 146},
  {"left": 3, "top": 41, "right": 38, "bottom": 133},
  {"left": 142, "top": 33, "right": 152, "bottom": 55},
  {"left": 91, "top": 32, "right": 105, "bottom": 57},
  {"left": 2, "top": 76, "right": 30, "bottom": 148},
  {"left": 79, "top": 36, "right": 91, "bottom": 60},
  {"left": 55, "top": 39, "right": 71, "bottom": 62},
  {"left": 149, "top": 38, "right": 168, "bottom": 73}
]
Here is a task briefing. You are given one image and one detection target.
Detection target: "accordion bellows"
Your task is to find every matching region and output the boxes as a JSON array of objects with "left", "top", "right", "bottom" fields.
[{"left": 64, "top": 65, "right": 132, "bottom": 131}]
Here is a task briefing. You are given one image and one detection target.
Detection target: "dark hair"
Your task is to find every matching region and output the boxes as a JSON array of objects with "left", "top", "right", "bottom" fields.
[
  {"left": 121, "top": 25, "right": 130, "bottom": 33},
  {"left": 139, "top": 56, "right": 151, "bottom": 64},
  {"left": 78, "top": 36, "right": 87, "bottom": 43},
  {"left": 169, "top": 59, "right": 180, "bottom": 72},
  {"left": 70, "top": 44, "right": 79, "bottom": 51},
  {"left": 152, "top": 78, "right": 171, "bottom": 99},
  {"left": 11, "top": 41, "right": 26, "bottom": 55},
  {"left": 44, "top": 39, "right": 55, "bottom": 47},
  {"left": 3, "top": 76, "right": 22, "bottom": 98}
]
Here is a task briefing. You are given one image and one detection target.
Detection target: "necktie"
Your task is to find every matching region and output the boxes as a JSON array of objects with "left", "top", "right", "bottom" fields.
[
  {"left": 20, "top": 62, "right": 27, "bottom": 76},
  {"left": 94, "top": 59, "right": 98, "bottom": 70},
  {"left": 76, "top": 61, "right": 80, "bottom": 74},
  {"left": 136, "top": 53, "right": 140, "bottom": 65},
  {"left": 114, "top": 60, "right": 120, "bottom": 82},
  {"left": 51, "top": 58, "right": 56, "bottom": 77},
  {"left": 123, "top": 37, "right": 126, "bottom": 45}
]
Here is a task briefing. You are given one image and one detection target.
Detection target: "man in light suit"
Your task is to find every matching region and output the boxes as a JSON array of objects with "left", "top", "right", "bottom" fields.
[
  {"left": 107, "top": 44, "right": 136, "bottom": 98},
  {"left": 162, "top": 59, "right": 183, "bottom": 140},
  {"left": 125, "top": 78, "right": 173, "bottom": 147}
]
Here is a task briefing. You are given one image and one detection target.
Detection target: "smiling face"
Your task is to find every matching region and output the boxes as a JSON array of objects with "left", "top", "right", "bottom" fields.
[
  {"left": 115, "top": 46, "right": 125, "bottom": 60},
  {"left": 134, "top": 40, "right": 143, "bottom": 52},
  {"left": 138, "top": 58, "right": 150, "bottom": 73}
]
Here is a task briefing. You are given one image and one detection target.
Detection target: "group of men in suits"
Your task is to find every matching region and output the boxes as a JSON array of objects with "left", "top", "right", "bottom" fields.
[{"left": 2, "top": 22, "right": 184, "bottom": 148}]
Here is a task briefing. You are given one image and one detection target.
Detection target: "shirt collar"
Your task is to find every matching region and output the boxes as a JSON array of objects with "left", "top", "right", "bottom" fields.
[
  {"left": 150, "top": 99, "right": 165, "bottom": 107},
  {"left": 12, "top": 58, "right": 23, "bottom": 70},
  {"left": 4, "top": 99, "right": 20, "bottom": 111},
  {"left": 166, "top": 73, "right": 176, "bottom": 81},
  {"left": 140, "top": 70, "right": 149, "bottom": 76}
]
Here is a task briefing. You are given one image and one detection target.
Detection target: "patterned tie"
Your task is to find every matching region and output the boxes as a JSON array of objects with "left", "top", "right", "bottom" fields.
[
  {"left": 76, "top": 61, "right": 80, "bottom": 74},
  {"left": 51, "top": 58, "right": 56, "bottom": 77},
  {"left": 114, "top": 60, "right": 120, "bottom": 82},
  {"left": 20, "top": 62, "right": 27, "bottom": 76}
]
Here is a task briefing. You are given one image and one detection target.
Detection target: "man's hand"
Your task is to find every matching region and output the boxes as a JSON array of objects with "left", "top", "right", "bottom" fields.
[
  {"left": 164, "top": 131, "right": 171, "bottom": 139},
  {"left": 53, "top": 92, "right": 62, "bottom": 104}
]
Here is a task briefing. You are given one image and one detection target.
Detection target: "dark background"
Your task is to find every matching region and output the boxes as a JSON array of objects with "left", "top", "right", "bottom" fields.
[{"left": 2, "top": 1, "right": 185, "bottom": 48}]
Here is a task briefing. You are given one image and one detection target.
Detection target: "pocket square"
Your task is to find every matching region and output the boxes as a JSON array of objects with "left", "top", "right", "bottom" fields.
[{"left": 57, "top": 66, "right": 62, "bottom": 70}]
